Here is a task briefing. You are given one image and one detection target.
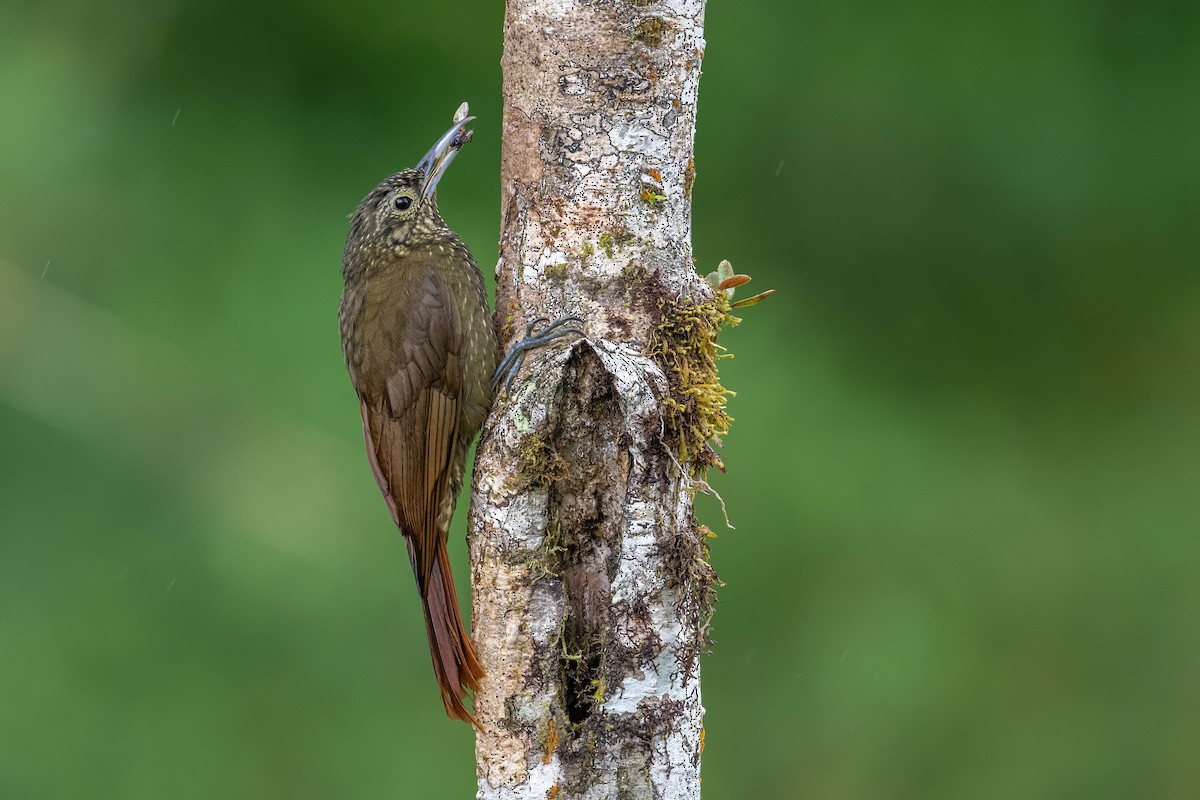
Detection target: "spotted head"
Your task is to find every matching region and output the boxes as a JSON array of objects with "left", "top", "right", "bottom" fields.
[{"left": 344, "top": 116, "right": 475, "bottom": 269}]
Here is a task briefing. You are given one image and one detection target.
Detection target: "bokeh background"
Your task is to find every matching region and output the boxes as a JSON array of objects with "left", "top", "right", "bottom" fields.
[{"left": 2, "top": 1, "right": 1198, "bottom": 798}]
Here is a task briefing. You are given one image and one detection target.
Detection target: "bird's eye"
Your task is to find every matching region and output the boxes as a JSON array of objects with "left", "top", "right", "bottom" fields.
[{"left": 393, "top": 195, "right": 413, "bottom": 211}]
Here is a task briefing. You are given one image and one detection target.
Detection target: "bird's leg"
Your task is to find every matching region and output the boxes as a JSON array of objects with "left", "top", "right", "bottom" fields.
[{"left": 493, "top": 315, "right": 585, "bottom": 394}]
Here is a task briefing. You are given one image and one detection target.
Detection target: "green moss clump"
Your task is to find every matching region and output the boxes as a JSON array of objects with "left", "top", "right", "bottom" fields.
[
  {"left": 633, "top": 16, "right": 668, "bottom": 47},
  {"left": 649, "top": 291, "right": 737, "bottom": 473},
  {"left": 517, "top": 430, "right": 548, "bottom": 480},
  {"left": 537, "top": 514, "right": 567, "bottom": 578},
  {"left": 598, "top": 232, "right": 615, "bottom": 259},
  {"left": 620, "top": 260, "right": 648, "bottom": 292},
  {"left": 544, "top": 261, "right": 568, "bottom": 281},
  {"left": 580, "top": 241, "right": 595, "bottom": 259},
  {"left": 697, "top": 523, "right": 714, "bottom": 562},
  {"left": 516, "top": 429, "right": 566, "bottom": 489}
]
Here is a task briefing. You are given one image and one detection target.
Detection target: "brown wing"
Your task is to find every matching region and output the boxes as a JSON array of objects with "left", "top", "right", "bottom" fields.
[
  {"left": 346, "top": 254, "right": 485, "bottom": 722},
  {"left": 354, "top": 263, "right": 463, "bottom": 595}
]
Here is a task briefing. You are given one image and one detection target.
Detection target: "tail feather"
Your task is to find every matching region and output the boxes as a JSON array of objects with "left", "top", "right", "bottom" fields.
[{"left": 421, "top": 538, "right": 485, "bottom": 726}]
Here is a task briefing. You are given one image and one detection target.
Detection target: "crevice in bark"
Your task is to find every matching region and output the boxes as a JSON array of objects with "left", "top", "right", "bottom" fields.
[
  {"left": 558, "top": 615, "right": 602, "bottom": 727},
  {"left": 547, "top": 346, "right": 625, "bottom": 731}
]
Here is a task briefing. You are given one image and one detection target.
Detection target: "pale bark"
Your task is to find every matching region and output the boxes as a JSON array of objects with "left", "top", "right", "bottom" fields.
[{"left": 468, "top": 1, "right": 711, "bottom": 798}]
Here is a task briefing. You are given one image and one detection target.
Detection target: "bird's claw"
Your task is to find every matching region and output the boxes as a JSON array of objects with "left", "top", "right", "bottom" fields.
[{"left": 493, "top": 315, "right": 586, "bottom": 395}]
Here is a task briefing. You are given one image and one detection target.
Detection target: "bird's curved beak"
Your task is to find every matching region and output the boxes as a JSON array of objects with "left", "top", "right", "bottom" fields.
[{"left": 416, "top": 116, "right": 476, "bottom": 202}]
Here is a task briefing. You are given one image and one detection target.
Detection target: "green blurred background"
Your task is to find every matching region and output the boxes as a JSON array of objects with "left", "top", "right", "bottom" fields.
[{"left": 2, "top": 1, "right": 1198, "bottom": 798}]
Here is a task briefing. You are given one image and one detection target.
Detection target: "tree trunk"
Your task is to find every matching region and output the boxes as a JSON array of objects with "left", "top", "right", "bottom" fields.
[{"left": 468, "top": 1, "right": 715, "bottom": 798}]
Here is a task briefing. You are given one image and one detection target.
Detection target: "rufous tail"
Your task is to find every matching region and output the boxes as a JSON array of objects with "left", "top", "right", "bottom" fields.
[{"left": 421, "top": 537, "right": 485, "bottom": 726}]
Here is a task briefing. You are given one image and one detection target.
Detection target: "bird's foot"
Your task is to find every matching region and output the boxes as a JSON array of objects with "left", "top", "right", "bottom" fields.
[{"left": 493, "top": 316, "right": 585, "bottom": 394}]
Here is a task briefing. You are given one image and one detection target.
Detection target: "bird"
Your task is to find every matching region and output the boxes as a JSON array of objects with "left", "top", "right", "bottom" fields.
[{"left": 338, "top": 113, "right": 580, "bottom": 724}]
